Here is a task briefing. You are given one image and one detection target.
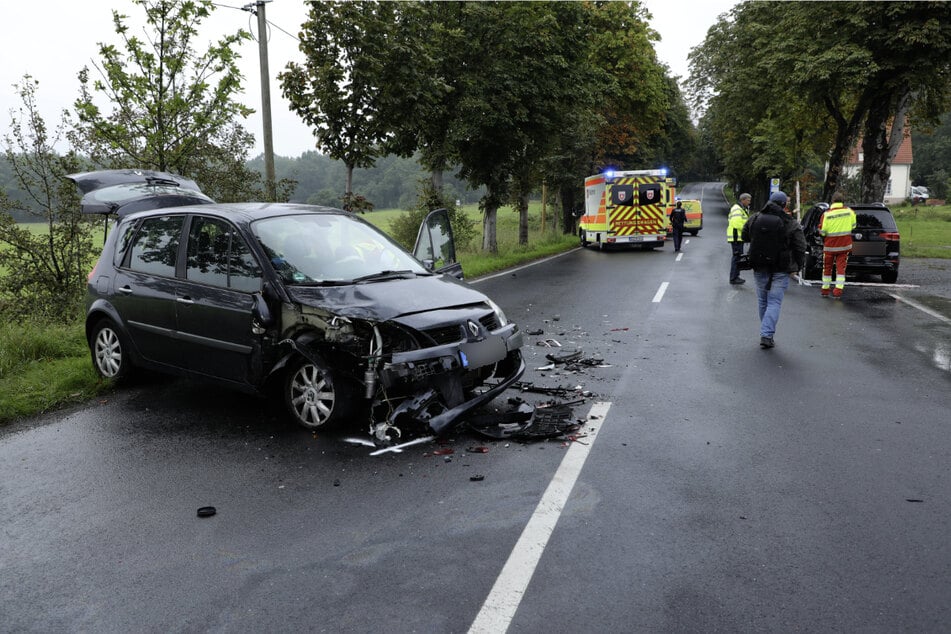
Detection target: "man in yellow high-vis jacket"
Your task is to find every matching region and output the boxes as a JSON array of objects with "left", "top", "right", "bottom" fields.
[{"left": 819, "top": 191, "right": 857, "bottom": 298}]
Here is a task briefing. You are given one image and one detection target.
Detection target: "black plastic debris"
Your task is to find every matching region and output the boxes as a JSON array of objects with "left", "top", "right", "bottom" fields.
[
  {"left": 468, "top": 400, "right": 579, "bottom": 441},
  {"left": 197, "top": 506, "right": 216, "bottom": 518},
  {"left": 545, "top": 348, "right": 583, "bottom": 364},
  {"left": 470, "top": 475, "right": 485, "bottom": 481},
  {"left": 526, "top": 328, "right": 544, "bottom": 336},
  {"left": 513, "top": 381, "right": 593, "bottom": 399}
]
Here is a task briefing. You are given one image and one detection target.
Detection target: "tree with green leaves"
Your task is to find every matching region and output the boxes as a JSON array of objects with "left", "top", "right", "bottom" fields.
[
  {"left": 71, "top": 0, "right": 269, "bottom": 202},
  {"left": 280, "top": 1, "right": 400, "bottom": 208},
  {"left": 689, "top": 1, "right": 951, "bottom": 204},
  {"left": 0, "top": 78, "right": 98, "bottom": 323}
]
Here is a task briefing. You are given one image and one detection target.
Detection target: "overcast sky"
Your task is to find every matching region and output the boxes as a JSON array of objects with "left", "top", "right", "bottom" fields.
[{"left": 1, "top": 0, "right": 738, "bottom": 159}]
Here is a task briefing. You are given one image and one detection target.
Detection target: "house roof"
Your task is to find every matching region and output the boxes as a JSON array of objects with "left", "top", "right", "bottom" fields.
[{"left": 847, "top": 127, "right": 913, "bottom": 165}]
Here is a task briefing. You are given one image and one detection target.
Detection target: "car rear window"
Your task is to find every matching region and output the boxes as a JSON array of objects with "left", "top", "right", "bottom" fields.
[{"left": 855, "top": 210, "right": 898, "bottom": 232}]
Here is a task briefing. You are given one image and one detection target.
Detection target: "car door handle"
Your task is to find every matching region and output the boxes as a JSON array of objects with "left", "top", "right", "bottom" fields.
[
  {"left": 177, "top": 296, "right": 194, "bottom": 305},
  {"left": 118, "top": 285, "right": 133, "bottom": 295}
]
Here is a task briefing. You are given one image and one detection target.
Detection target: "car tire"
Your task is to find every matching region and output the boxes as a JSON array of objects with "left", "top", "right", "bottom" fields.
[
  {"left": 283, "top": 353, "right": 353, "bottom": 430},
  {"left": 689, "top": 230, "right": 699, "bottom": 236},
  {"left": 802, "top": 253, "right": 821, "bottom": 280},
  {"left": 89, "top": 318, "right": 133, "bottom": 380},
  {"left": 881, "top": 270, "right": 898, "bottom": 283},
  {"left": 580, "top": 230, "right": 588, "bottom": 247}
]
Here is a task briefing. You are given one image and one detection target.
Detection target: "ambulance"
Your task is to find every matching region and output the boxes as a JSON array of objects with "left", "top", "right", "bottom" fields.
[
  {"left": 668, "top": 198, "right": 703, "bottom": 236},
  {"left": 580, "top": 169, "right": 676, "bottom": 249}
]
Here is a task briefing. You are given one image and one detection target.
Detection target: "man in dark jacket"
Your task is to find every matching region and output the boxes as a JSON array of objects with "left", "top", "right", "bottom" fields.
[
  {"left": 669, "top": 200, "right": 687, "bottom": 252},
  {"left": 741, "top": 190, "right": 807, "bottom": 349}
]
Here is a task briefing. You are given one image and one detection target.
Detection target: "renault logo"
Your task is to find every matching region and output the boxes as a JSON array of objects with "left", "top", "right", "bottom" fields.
[{"left": 467, "top": 320, "right": 481, "bottom": 337}]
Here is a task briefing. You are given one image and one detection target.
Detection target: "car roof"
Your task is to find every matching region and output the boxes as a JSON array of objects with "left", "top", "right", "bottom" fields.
[{"left": 119, "top": 202, "right": 352, "bottom": 224}]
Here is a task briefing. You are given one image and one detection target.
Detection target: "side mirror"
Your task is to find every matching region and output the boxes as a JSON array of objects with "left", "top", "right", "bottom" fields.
[{"left": 251, "top": 291, "right": 274, "bottom": 334}]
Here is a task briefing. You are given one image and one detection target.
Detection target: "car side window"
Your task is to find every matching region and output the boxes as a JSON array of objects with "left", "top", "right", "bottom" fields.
[
  {"left": 186, "top": 216, "right": 262, "bottom": 292},
  {"left": 128, "top": 215, "right": 184, "bottom": 277}
]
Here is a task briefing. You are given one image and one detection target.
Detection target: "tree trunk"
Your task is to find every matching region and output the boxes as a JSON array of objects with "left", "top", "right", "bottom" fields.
[
  {"left": 821, "top": 93, "right": 868, "bottom": 202},
  {"left": 560, "top": 186, "right": 577, "bottom": 235},
  {"left": 431, "top": 169, "right": 444, "bottom": 191},
  {"left": 481, "top": 187, "right": 499, "bottom": 254},
  {"left": 540, "top": 182, "right": 548, "bottom": 232},
  {"left": 861, "top": 87, "right": 913, "bottom": 203},
  {"left": 517, "top": 193, "right": 528, "bottom": 245}
]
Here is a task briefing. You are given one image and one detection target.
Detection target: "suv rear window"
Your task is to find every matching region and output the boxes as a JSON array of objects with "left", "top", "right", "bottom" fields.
[{"left": 855, "top": 210, "right": 898, "bottom": 232}]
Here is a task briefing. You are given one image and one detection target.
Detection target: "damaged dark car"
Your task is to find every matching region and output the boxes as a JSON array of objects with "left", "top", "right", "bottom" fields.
[{"left": 73, "top": 170, "right": 524, "bottom": 439}]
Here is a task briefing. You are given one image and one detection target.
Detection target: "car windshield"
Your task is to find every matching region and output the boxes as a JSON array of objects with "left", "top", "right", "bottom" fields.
[{"left": 252, "top": 213, "right": 428, "bottom": 284}]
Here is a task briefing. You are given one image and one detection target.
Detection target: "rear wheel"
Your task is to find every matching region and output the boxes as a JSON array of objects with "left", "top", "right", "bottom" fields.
[
  {"left": 580, "top": 230, "right": 588, "bottom": 247},
  {"left": 89, "top": 319, "right": 133, "bottom": 380},
  {"left": 881, "top": 270, "right": 898, "bottom": 283},
  {"left": 283, "top": 353, "right": 354, "bottom": 430}
]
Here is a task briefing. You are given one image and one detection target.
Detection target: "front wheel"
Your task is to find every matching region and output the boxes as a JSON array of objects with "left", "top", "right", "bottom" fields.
[
  {"left": 89, "top": 318, "right": 133, "bottom": 380},
  {"left": 283, "top": 353, "right": 354, "bottom": 430},
  {"left": 580, "top": 230, "right": 589, "bottom": 247}
]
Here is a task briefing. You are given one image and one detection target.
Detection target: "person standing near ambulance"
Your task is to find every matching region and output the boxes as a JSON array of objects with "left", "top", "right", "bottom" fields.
[
  {"left": 818, "top": 191, "right": 856, "bottom": 298},
  {"left": 669, "top": 200, "right": 687, "bottom": 252},
  {"left": 728, "top": 193, "right": 751, "bottom": 284}
]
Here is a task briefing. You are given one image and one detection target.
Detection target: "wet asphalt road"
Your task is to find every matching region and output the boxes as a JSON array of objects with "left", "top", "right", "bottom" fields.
[{"left": 2, "top": 184, "right": 950, "bottom": 632}]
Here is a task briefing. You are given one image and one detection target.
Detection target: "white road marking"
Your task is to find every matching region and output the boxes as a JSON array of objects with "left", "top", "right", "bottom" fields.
[
  {"left": 676, "top": 252, "right": 684, "bottom": 262},
  {"left": 888, "top": 293, "right": 951, "bottom": 325},
  {"left": 652, "top": 282, "right": 669, "bottom": 303},
  {"left": 470, "top": 249, "right": 579, "bottom": 284},
  {"left": 468, "top": 401, "right": 611, "bottom": 634}
]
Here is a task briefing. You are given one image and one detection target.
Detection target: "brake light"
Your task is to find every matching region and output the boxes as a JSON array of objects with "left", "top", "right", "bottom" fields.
[{"left": 880, "top": 232, "right": 900, "bottom": 240}]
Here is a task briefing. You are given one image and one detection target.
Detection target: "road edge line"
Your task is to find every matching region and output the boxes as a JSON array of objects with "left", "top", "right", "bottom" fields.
[{"left": 468, "top": 401, "right": 612, "bottom": 634}]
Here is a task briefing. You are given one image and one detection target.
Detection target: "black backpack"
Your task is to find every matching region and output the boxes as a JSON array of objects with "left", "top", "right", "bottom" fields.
[{"left": 747, "top": 212, "right": 787, "bottom": 272}]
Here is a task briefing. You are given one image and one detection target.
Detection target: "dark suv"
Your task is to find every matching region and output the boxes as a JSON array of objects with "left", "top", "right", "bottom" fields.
[
  {"left": 73, "top": 170, "right": 524, "bottom": 439},
  {"left": 800, "top": 202, "right": 900, "bottom": 283}
]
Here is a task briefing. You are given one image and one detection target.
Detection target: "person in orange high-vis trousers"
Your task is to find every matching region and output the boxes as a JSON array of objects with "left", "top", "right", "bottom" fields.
[{"left": 818, "top": 191, "right": 856, "bottom": 298}]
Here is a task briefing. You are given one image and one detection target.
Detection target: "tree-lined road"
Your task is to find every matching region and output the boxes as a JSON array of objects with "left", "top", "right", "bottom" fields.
[{"left": 3, "top": 184, "right": 950, "bottom": 632}]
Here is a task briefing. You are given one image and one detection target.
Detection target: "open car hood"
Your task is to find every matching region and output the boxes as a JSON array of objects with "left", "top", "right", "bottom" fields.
[{"left": 66, "top": 169, "right": 214, "bottom": 217}]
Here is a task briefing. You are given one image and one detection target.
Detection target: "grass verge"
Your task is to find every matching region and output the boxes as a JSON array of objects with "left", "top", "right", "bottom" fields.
[{"left": 0, "top": 321, "right": 109, "bottom": 423}]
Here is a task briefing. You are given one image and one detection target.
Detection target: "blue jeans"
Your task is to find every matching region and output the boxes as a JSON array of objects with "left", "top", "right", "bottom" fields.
[{"left": 754, "top": 271, "right": 790, "bottom": 338}]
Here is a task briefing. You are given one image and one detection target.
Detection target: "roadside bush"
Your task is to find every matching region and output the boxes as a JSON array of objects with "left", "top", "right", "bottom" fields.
[{"left": 0, "top": 78, "right": 99, "bottom": 324}]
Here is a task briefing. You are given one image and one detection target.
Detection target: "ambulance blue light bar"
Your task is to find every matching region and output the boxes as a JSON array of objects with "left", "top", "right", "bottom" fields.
[{"left": 603, "top": 168, "right": 667, "bottom": 179}]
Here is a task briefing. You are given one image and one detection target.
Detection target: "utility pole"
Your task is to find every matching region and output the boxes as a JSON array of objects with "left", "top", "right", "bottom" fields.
[{"left": 243, "top": 1, "right": 276, "bottom": 201}]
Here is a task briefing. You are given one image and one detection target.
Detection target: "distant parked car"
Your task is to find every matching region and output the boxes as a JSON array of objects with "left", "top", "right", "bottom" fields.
[
  {"left": 71, "top": 169, "right": 525, "bottom": 439},
  {"left": 910, "top": 185, "right": 930, "bottom": 204},
  {"left": 800, "top": 202, "right": 900, "bottom": 283}
]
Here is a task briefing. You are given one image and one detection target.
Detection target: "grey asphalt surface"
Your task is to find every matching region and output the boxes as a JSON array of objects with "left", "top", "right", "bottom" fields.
[{"left": 2, "top": 184, "right": 950, "bottom": 632}]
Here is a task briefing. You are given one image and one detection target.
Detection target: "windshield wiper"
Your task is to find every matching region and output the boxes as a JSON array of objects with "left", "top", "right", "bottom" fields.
[{"left": 352, "top": 270, "right": 418, "bottom": 284}]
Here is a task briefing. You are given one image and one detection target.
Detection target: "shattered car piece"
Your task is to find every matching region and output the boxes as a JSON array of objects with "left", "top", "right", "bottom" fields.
[
  {"left": 468, "top": 400, "right": 579, "bottom": 440},
  {"left": 74, "top": 169, "right": 524, "bottom": 437}
]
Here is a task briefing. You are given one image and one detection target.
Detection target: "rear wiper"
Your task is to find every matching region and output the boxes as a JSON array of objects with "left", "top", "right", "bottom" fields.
[{"left": 352, "top": 270, "right": 417, "bottom": 284}]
